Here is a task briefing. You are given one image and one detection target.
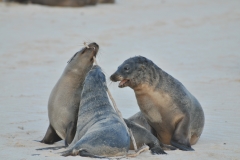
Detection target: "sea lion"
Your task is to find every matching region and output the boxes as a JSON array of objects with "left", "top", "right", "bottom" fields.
[
  {"left": 40, "top": 42, "right": 99, "bottom": 146},
  {"left": 4, "top": 0, "right": 97, "bottom": 7},
  {"left": 4, "top": 0, "right": 114, "bottom": 6},
  {"left": 110, "top": 56, "right": 205, "bottom": 151},
  {"left": 61, "top": 65, "right": 130, "bottom": 158},
  {"left": 98, "top": 0, "right": 114, "bottom": 3}
]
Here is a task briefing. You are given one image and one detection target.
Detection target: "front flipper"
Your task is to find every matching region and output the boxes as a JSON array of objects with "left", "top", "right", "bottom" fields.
[
  {"left": 150, "top": 146, "right": 167, "bottom": 155},
  {"left": 40, "top": 124, "right": 62, "bottom": 144},
  {"left": 171, "top": 116, "right": 194, "bottom": 151},
  {"left": 65, "top": 121, "right": 76, "bottom": 146},
  {"left": 160, "top": 144, "right": 177, "bottom": 150}
]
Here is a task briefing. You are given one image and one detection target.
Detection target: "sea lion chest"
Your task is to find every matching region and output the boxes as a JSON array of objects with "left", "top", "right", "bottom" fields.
[
  {"left": 134, "top": 86, "right": 183, "bottom": 142},
  {"left": 48, "top": 75, "right": 83, "bottom": 139}
]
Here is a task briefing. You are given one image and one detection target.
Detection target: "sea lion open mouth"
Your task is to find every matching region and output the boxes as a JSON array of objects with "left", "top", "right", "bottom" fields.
[{"left": 119, "top": 79, "right": 130, "bottom": 88}]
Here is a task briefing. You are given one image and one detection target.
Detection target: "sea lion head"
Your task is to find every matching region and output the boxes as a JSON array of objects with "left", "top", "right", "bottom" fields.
[
  {"left": 67, "top": 42, "right": 99, "bottom": 74},
  {"left": 84, "top": 65, "right": 107, "bottom": 90},
  {"left": 110, "top": 56, "right": 153, "bottom": 89}
]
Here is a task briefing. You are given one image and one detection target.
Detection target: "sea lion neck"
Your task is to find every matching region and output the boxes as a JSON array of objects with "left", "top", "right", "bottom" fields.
[
  {"left": 132, "top": 83, "right": 155, "bottom": 96},
  {"left": 64, "top": 64, "right": 93, "bottom": 77}
]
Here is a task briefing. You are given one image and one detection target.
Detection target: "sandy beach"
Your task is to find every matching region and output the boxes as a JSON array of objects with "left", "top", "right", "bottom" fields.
[{"left": 0, "top": 0, "right": 240, "bottom": 159}]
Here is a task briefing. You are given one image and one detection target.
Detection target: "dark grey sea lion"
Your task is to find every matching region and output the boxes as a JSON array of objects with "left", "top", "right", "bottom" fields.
[
  {"left": 110, "top": 56, "right": 205, "bottom": 151},
  {"left": 40, "top": 42, "right": 99, "bottom": 146},
  {"left": 61, "top": 65, "right": 130, "bottom": 158}
]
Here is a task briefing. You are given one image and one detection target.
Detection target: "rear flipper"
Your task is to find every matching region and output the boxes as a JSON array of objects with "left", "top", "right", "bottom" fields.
[
  {"left": 36, "top": 146, "right": 66, "bottom": 151},
  {"left": 61, "top": 149, "right": 105, "bottom": 158},
  {"left": 150, "top": 146, "right": 167, "bottom": 155},
  {"left": 40, "top": 124, "right": 62, "bottom": 144},
  {"left": 171, "top": 116, "right": 194, "bottom": 151},
  {"left": 79, "top": 150, "right": 106, "bottom": 159},
  {"left": 171, "top": 140, "right": 194, "bottom": 151}
]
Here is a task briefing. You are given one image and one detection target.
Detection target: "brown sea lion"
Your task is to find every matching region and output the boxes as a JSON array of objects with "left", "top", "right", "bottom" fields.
[
  {"left": 110, "top": 56, "right": 205, "bottom": 151},
  {"left": 40, "top": 42, "right": 99, "bottom": 146}
]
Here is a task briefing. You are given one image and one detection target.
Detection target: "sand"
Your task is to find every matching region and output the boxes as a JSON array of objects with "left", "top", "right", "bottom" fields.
[{"left": 0, "top": 0, "right": 240, "bottom": 159}]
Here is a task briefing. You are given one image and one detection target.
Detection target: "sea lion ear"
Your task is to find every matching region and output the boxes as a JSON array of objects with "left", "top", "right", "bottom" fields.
[{"left": 141, "top": 65, "right": 146, "bottom": 70}]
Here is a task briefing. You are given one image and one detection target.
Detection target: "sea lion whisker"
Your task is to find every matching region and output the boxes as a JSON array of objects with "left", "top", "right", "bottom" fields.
[
  {"left": 83, "top": 42, "right": 90, "bottom": 48},
  {"left": 93, "top": 56, "right": 98, "bottom": 65}
]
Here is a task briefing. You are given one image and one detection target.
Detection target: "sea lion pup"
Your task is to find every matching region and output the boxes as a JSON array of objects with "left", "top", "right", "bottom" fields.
[
  {"left": 40, "top": 42, "right": 99, "bottom": 146},
  {"left": 98, "top": 0, "right": 114, "bottom": 3},
  {"left": 4, "top": 0, "right": 97, "bottom": 7},
  {"left": 61, "top": 65, "right": 130, "bottom": 158},
  {"left": 110, "top": 56, "right": 205, "bottom": 151},
  {"left": 30, "top": 0, "right": 96, "bottom": 7}
]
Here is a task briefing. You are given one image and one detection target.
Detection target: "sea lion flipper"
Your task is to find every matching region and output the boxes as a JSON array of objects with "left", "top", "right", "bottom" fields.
[
  {"left": 150, "top": 146, "right": 167, "bottom": 155},
  {"left": 61, "top": 149, "right": 105, "bottom": 158},
  {"left": 170, "top": 140, "right": 194, "bottom": 151},
  {"left": 36, "top": 146, "right": 65, "bottom": 151},
  {"left": 65, "top": 121, "right": 76, "bottom": 146},
  {"left": 160, "top": 144, "right": 177, "bottom": 150},
  {"left": 40, "top": 124, "right": 61, "bottom": 144},
  {"left": 171, "top": 116, "right": 194, "bottom": 151},
  {"left": 78, "top": 150, "right": 106, "bottom": 159}
]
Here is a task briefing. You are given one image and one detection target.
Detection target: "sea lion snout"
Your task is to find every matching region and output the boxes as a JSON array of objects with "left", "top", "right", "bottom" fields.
[
  {"left": 110, "top": 73, "right": 121, "bottom": 82},
  {"left": 84, "top": 42, "right": 99, "bottom": 56},
  {"left": 87, "top": 42, "right": 99, "bottom": 50},
  {"left": 110, "top": 73, "right": 130, "bottom": 88}
]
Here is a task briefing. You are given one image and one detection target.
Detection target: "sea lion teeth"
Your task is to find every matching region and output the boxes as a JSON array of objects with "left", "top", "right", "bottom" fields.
[{"left": 119, "top": 79, "right": 128, "bottom": 87}]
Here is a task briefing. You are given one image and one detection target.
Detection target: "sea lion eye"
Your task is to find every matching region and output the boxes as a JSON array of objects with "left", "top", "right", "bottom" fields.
[{"left": 124, "top": 66, "right": 130, "bottom": 71}]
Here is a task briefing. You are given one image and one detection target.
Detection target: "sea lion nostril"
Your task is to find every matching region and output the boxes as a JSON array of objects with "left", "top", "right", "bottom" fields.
[
  {"left": 110, "top": 75, "right": 114, "bottom": 81},
  {"left": 93, "top": 42, "right": 99, "bottom": 47}
]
